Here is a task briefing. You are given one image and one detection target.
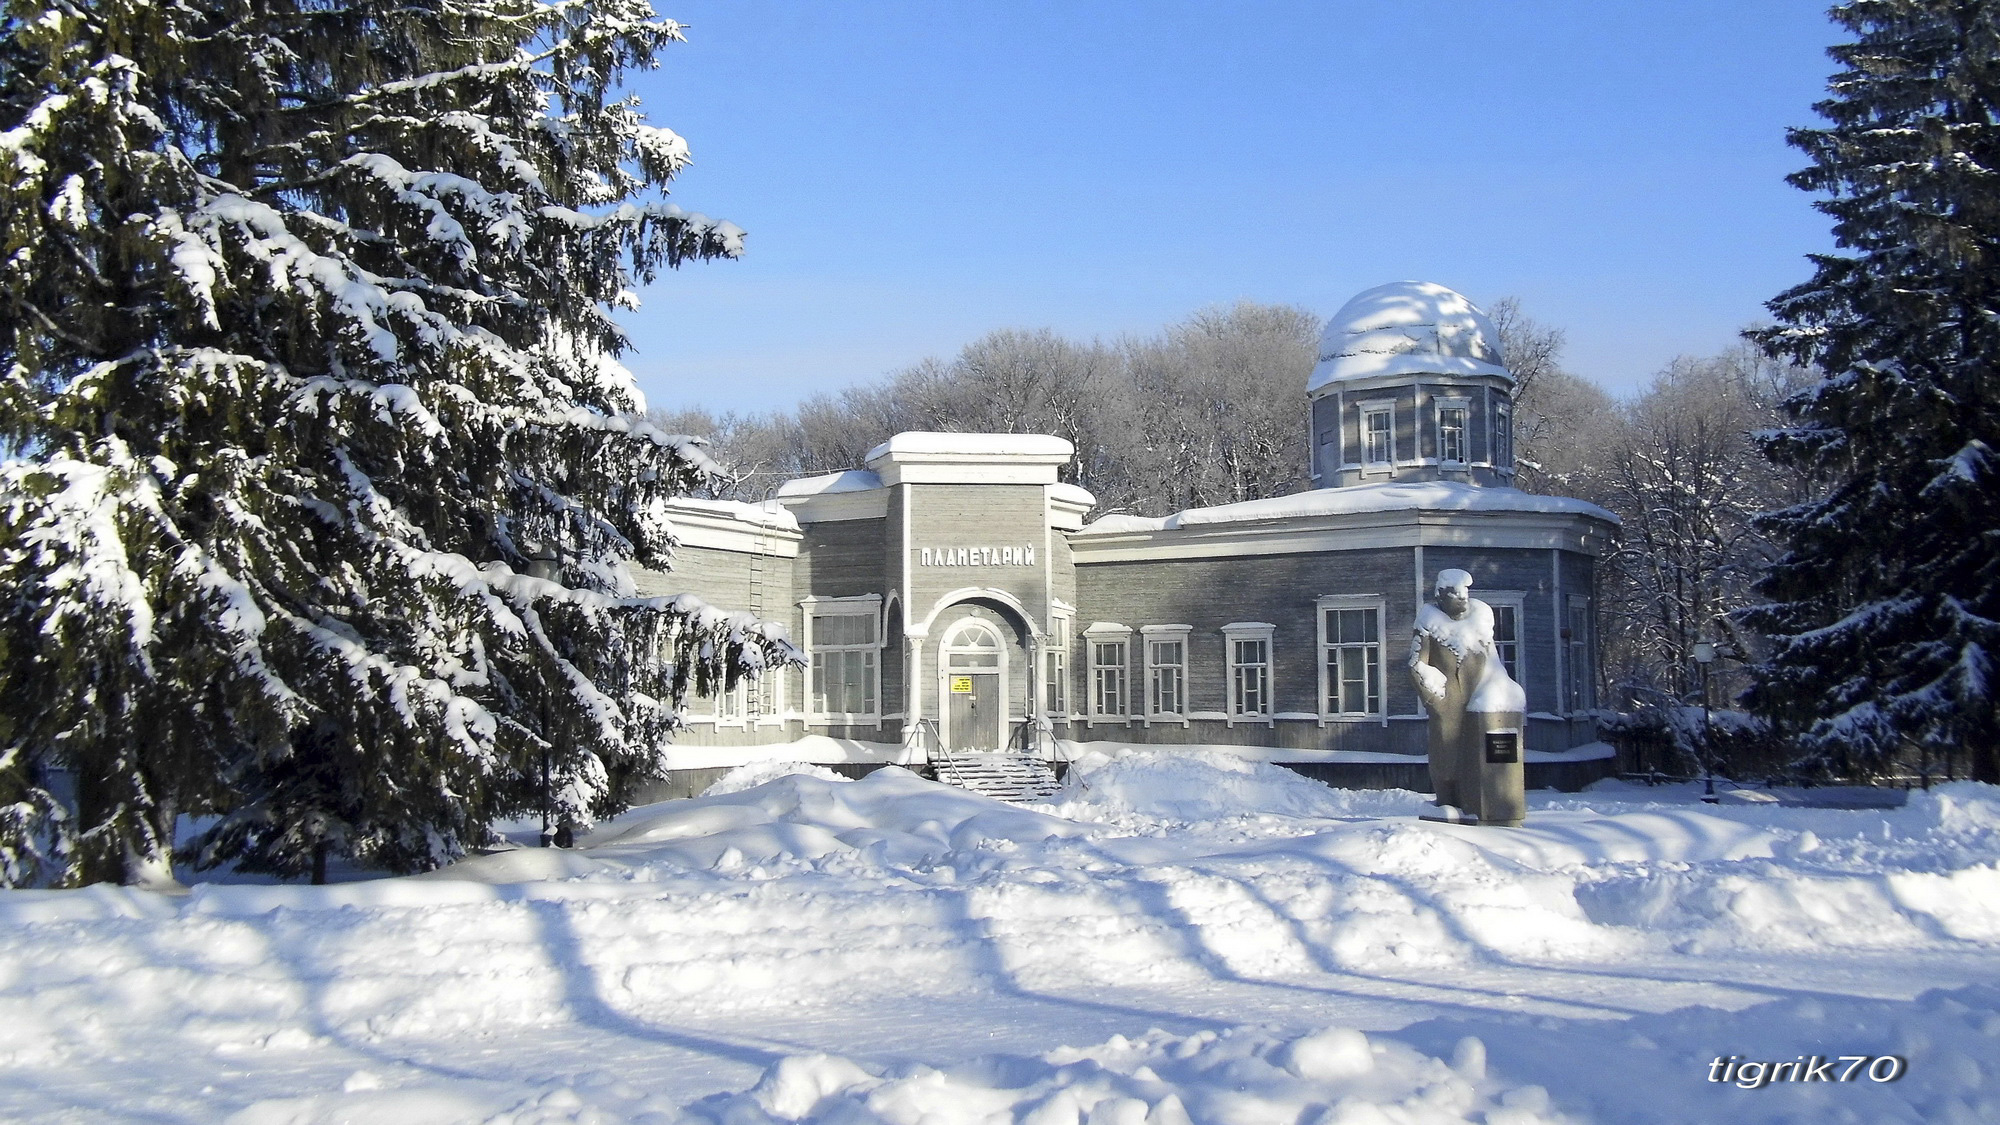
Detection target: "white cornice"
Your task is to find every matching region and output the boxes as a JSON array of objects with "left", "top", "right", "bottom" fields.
[
  {"left": 865, "top": 432, "right": 1072, "bottom": 487},
  {"left": 663, "top": 505, "right": 803, "bottom": 556},
  {"left": 777, "top": 487, "right": 890, "bottom": 523},
  {"left": 1068, "top": 508, "right": 1609, "bottom": 563},
  {"left": 1310, "top": 372, "right": 1514, "bottom": 399},
  {"left": 1048, "top": 482, "right": 1096, "bottom": 530}
]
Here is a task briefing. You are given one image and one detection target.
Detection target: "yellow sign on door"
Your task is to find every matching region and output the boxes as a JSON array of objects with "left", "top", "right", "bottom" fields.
[{"left": 949, "top": 676, "right": 974, "bottom": 694}]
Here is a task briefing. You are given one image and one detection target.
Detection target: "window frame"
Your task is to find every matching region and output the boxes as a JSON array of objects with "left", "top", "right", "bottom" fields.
[
  {"left": 1044, "top": 611, "right": 1072, "bottom": 718},
  {"left": 1566, "top": 594, "right": 1593, "bottom": 712},
  {"left": 1222, "top": 622, "right": 1276, "bottom": 725},
  {"left": 1436, "top": 397, "right": 1470, "bottom": 465},
  {"left": 1316, "top": 595, "right": 1387, "bottom": 723},
  {"left": 1084, "top": 623, "right": 1132, "bottom": 722},
  {"left": 714, "top": 678, "right": 747, "bottom": 728},
  {"left": 802, "top": 594, "right": 883, "bottom": 725},
  {"left": 1141, "top": 624, "right": 1192, "bottom": 722},
  {"left": 1493, "top": 403, "right": 1513, "bottom": 470},
  {"left": 1481, "top": 591, "right": 1527, "bottom": 688},
  {"left": 1361, "top": 404, "right": 1394, "bottom": 470}
]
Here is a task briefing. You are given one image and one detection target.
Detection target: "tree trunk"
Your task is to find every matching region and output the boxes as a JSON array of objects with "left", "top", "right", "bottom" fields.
[
  {"left": 1971, "top": 737, "right": 1999, "bottom": 785},
  {"left": 311, "top": 839, "right": 329, "bottom": 885},
  {"left": 74, "top": 771, "right": 175, "bottom": 887}
]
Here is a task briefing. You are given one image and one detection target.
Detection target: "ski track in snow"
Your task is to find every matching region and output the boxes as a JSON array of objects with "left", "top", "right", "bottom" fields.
[{"left": 2, "top": 751, "right": 1997, "bottom": 1123}]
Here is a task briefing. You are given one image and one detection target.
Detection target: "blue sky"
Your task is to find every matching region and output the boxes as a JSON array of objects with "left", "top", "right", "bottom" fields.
[{"left": 621, "top": 1, "right": 1839, "bottom": 416}]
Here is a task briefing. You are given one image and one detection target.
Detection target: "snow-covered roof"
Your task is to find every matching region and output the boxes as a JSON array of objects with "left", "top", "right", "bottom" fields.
[
  {"left": 864, "top": 432, "right": 1074, "bottom": 462},
  {"left": 775, "top": 469, "right": 884, "bottom": 499},
  {"left": 1075, "top": 481, "right": 1619, "bottom": 534},
  {"left": 1309, "top": 281, "right": 1511, "bottom": 392},
  {"left": 664, "top": 496, "right": 801, "bottom": 533},
  {"left": 1049, "top": 482, "right": 1097, "bottom": 508}
]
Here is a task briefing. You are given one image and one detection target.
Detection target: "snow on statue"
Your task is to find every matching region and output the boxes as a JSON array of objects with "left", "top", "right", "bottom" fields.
[
  {"left": 1408, "top": 569, "right": 1527, "bottom": 826},
  {"left": 0, "top": 1, "right": 792, "bottom": 887}
]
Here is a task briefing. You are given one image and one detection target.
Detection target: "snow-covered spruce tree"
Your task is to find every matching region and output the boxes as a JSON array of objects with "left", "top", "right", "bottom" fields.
[
  {"left": 0, "top": 1, "right": 788, "bottom": 885},
  {"left": 1747, "top": 0, "right": 2000, "bottom": 782}
]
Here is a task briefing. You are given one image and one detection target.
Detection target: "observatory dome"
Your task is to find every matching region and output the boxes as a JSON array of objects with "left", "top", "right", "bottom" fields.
[{"left": 1308, "top": 281, "right": 1512, "bottom": 393}]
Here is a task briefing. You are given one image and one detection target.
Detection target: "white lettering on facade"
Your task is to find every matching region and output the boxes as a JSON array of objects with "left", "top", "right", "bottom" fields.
[{"left": 916, "top": 545, "right": 1036, "bottom": 567}]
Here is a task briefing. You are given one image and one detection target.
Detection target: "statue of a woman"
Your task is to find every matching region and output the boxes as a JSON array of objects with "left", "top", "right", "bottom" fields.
[{"left": 1409, "top": 569, "right": 1527, "bottom": 824}]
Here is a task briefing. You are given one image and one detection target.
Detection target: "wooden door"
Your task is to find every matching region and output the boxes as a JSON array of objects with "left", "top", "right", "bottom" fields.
[{"left": 946, "top": 672, "right": 1001, "bottom": 751}]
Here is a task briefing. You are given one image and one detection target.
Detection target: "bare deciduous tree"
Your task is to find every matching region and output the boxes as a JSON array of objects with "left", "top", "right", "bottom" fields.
[{"left": 1596, "top": 345, "right": 1816, "bottom": 711}]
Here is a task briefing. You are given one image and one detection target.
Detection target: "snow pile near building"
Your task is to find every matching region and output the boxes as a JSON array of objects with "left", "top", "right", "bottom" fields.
[
  {"left": 700, "top": 759, "right": 851, "bottom": 796},
  {"left": 1042, "top": 746, "right": 1427, "bottom": 827}
]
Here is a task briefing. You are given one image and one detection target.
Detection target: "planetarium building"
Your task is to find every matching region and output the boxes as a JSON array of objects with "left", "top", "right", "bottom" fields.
[{"left": 639, "top": 282, "right": 1619, "bottom": 793}]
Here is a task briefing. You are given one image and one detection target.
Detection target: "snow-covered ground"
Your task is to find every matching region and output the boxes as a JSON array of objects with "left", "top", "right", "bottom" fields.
[{"left": 3, "top": 749, "right": 1997, "bottom": 1123}]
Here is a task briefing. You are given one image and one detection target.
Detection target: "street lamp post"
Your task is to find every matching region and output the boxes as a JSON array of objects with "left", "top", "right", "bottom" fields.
[{"left": 1693, "top": 641, "right": 1716, "bottom": 803}]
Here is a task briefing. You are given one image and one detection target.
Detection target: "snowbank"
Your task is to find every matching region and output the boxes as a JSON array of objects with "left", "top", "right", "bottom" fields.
[
  {"left": 683, "top": 1023, "right": 1579, "bottom": 1125},
  {"left": 673, "top": 981, "right": 2000, "bottom": 1125},
  {"left": 701, "top": 759, "right": 851, "bottom": 796},
  {"left": 1042, "top": 746, "right": 1428, "bottom": 824},
  {"left": 243, "top": 985, "right": 2000, "bottom": 1125},
  {"left": 3, "top": 766, "right": 1997, "bottom": 1122}
]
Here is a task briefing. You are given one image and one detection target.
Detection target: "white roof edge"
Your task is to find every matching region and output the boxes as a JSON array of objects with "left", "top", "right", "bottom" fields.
[
  {"left": 775, "top": 469, "right": 885, "bottom": 498},
  {"left": 1049, "top": 482, "right": 1097, "bottom": 508},
  {"left": 661, "top": 496, "right": 802, "bottom": 533},
  {"left": 864, "top": 431, "right": 1075, "bottom": 464},
  {"left": 1307, "top": 354, "right": 1514, "bottom": 393},
  {"left": 1072, "top": 482, "right": 1618, "bottom": 535},
  {"left": 1075, "top": 512, "right": 1170, "bottom": 535}
]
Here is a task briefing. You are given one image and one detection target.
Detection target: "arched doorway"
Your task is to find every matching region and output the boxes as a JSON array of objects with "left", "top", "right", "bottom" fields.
[{"left": 939, "top": 617, "right": 1006, "bottom": 751}]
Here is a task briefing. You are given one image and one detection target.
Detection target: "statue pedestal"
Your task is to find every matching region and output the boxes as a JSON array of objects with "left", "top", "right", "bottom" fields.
[{"left": 1472, "top": 710, "right": 1527, "bottom": 827}]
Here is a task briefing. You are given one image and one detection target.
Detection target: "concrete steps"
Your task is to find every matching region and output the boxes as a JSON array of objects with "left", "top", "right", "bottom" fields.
[{"left": 931, "top": 751, "right": 1062, "bottom": 802}]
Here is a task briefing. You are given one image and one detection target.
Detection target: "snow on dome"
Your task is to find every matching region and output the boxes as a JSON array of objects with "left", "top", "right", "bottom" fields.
[{"left": 1309, "top": 281, "right": 1511, "bottom": 392}]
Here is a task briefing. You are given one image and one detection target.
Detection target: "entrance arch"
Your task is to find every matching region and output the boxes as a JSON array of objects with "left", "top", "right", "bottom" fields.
[{"left": 939, "top": 617, "right": 1006, "bottom": 751}]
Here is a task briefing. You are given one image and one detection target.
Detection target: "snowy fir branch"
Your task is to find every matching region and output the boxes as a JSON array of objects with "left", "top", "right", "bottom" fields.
[
  {"left": 1745, "top": 0, "right": 2000, "bottom": 782},
  {"left": 0, "top": 0, "right": 793, "bottom": 885}
]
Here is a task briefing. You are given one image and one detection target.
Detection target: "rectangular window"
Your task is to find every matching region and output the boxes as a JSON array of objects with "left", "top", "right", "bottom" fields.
[
  {"left": 810, "top": 609, "right": 879, "bottom": 718},
  {"left": 1492, "top": 602, "right": 1521, "bottom": 682},
  {"left": 1494, "top": 405, "right": 1512, "bottom": 468},
  {"left": 1147, "top": 637, "right": 1186, "bottom": 717},
  {"left": 1322, "top": 605, "right": 1382, "bottom": 716},
  {"left": 752, "top": 668, "right": 781, "bottom": 719},
  {"left": 715, "top": 680, "right": 744, "bottom": 724},
  {"left": 1567, "top": 596, "right": 1592, "bottom": 711},
  {"left": 1091, "top": 640, "right": 1128, "bottom": 718},
  {"left": 1364, "top": 408, "right": 1393, "bottom": 466},
  {"left": 1045, "top": 615, "right": 1070, "bottom": 715},
  {"left": 1231, "top": 637, "right": 1271, "bottom": 718},
  {"left": 1440, "top": 405, "right": 1467, "bottom": 463}
]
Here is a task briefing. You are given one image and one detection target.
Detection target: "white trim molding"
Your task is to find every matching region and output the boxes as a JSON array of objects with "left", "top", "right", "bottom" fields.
[
  {"left": 1316, "top": 594, "right": 1388, "bottom": 726},
  {"left": 1434, "top": 395, "right": 1471, "bottom": 466},
  {"left": 1083, "top": 622, "right": 1133, "bottom": 724},
  {"left": 802, "top": 594, "right": 885, "bottom": 728},
  {"left": 1140, "top": 624, "right": 1193, "bottom": 724},
  {"left": 1222, "top": 621, "right": 1277, "bottom": 725}
]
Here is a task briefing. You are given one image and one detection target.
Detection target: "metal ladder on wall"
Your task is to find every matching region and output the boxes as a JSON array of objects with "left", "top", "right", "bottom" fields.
[{"left": 746, "top": 528, "right": 770, "bottom": 715}]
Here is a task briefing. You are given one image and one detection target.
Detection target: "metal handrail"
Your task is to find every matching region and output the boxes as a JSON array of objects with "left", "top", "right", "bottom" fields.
[{"left": 907, "top": 717, "right": 943, "bottom": 758}]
